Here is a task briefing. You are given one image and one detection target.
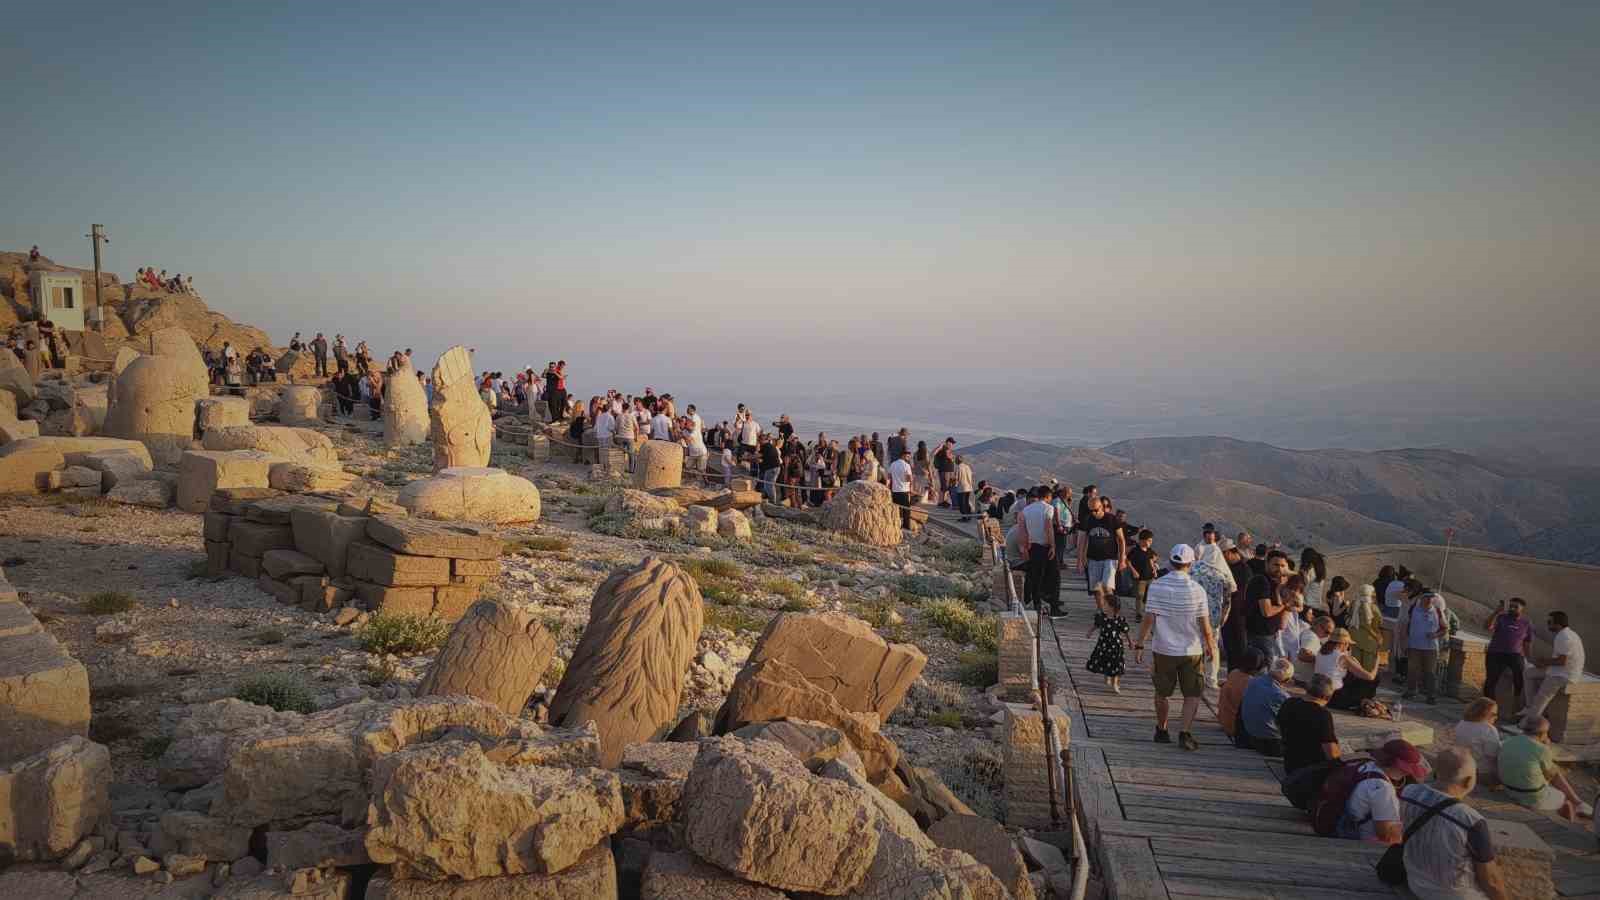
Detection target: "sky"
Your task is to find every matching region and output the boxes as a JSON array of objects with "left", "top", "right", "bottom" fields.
[{"left": 5, "top": 2, "right": 1598, "bottom": 440}]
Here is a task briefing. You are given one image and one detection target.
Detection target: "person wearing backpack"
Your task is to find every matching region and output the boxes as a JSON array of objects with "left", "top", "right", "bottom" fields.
[
  {"left": 1312, "top": 738, "right": 1429, "bottom": 842},
  {"left": 1392, "top": 747, "right": 1509, "bottom": 899}
]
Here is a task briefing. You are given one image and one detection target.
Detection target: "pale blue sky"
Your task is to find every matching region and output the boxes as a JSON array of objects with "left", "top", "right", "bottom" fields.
[{"left": 5, "top": 2, "right": 1597, "bottom": 407}]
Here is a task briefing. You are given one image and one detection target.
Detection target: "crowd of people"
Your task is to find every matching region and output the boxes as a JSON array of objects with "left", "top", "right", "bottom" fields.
[
  {"left": 1052, "top": 516, "right": 1590, "bottom": 898},
  {"left": 132, "top": 266, "right": 195, "bottom": 295}
]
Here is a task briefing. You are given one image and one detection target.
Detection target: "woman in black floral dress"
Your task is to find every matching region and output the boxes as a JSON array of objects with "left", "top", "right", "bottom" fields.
[{"left": 1085, "top": 593, "right": 1132, "bottom": 692}]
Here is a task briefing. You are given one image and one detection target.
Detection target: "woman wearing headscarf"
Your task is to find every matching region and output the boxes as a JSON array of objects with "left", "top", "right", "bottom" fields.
[
  {"left": 1192, "top": 540, "right": 1238, "bottom": 688},
  {"left": 1348, "top": 583, "right": 1384, "bottom": 676}
]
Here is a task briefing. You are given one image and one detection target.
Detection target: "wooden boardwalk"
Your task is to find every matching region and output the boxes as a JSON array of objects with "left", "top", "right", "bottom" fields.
[{"left": 1038, "top": 581, "right": 1600, "bottom": 899}]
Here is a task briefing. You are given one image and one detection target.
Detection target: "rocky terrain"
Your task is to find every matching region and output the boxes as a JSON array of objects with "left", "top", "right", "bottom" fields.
[{"left": 2, "top": 408, "right": 1057, "bottom": 898}]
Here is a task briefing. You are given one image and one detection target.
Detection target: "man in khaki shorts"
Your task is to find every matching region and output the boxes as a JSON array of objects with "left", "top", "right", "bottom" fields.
[{"left": 1136, "top": 544, "right": 1215, "bottom": 751}]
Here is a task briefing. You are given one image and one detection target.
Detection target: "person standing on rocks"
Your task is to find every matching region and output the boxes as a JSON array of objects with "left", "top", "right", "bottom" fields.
[
  {"left": 310, "top": 332, "right": 329, "bottom": 376},
  {"left": 758, "top": 434, "right": 784, "bottom": 502},
  {"left": 1136, "top": 543, "right": 1214, "bottom": 750},
  {"left": 333, "top": 335, "right": 350, "bottom": 374},
  {"left": 613, "top": 397, "right": 637, "bottom": 470},
  {"left": 933, "top": 437, "right": 957, "bottom": 506}
]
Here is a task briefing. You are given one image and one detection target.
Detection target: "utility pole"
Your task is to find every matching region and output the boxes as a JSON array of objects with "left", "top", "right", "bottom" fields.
[{"left": 85, "top": 225, "right": 109, "bottom": 332}]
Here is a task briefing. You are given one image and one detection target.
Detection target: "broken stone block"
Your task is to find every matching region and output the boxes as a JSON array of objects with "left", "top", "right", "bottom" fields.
[
  {"left": 641, "top": 849, "right": 786, "bottom": 899},
  {"left": 364, "top": 740, "right": 625, "bottom": 879},
  {"left": 0, "top": 736, "right": 110, "bottom": 860},
  {"left": 346, "top": 542, "right": 451, "bottom": 586},
  {"left": 150, "top": 810, "right": 252, "bottom": 862},
  {"left": 261, "top": 549, "right": 326, "bottom": 580},
  {"left": 682, "top": 737, "right": 880, "bottom": 894},
  {"left": 264, "top": 821, "right": 370, "bottom": 870},
  {"left": 228, "top": 520, "right": 296, "bottom": 558},
  {"left": 366, "top": 515, "right": 505, "bottom": 560},
  {"left": 290, "top": 508, "right": 370, "bottom": 579},
  {"left": 732, "top": 611, "right": 926, "bottom": 721},
  {"left": 615, "top": 740, "right": 698, "bottom": 830},
  {"left": 0, "top": 627, "right": 91, "bottom": 764},
  {"left": 107, "top": 477, "right": 173, "bottom": 508},
  {"left": 928, "top": 814, "right": 1036, "bottom": 900},
  {"left": 415, "top": 600, "right": 556, "bottom": 715},
  {"left": 367, "top": 842, "right": 616, "bottom": 899},
  {"left": 176, "top": 450, "right": 274, "bottom": 513},
  {"left": 633, "top": 439, "right": 683, "bottom": 490}
]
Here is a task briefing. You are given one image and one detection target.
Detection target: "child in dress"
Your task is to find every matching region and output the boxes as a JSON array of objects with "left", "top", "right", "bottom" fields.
[{"left": 1085, "top": 593, "right": 1132, "bottom": 693}]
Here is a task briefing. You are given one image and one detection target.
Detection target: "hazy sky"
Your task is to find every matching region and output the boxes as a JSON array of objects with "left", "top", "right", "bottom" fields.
[{"left": 5, "top": 3, "right": 1597, "bottom": 405}]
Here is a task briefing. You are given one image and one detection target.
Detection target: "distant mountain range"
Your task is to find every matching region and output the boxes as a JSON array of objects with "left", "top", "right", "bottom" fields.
[{"left": 960, "top": 435, "right": 1600, "bottom": 563}]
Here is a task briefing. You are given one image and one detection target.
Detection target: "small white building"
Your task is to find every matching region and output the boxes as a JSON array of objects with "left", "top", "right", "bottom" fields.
[{"left": 29, "top": 270, "right": 86, "bottom": 331}]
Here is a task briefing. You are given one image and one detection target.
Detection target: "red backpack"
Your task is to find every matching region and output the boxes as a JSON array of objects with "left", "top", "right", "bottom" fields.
[{"left": 1310, "top": 759, "right": 1387, "bottom": 837}]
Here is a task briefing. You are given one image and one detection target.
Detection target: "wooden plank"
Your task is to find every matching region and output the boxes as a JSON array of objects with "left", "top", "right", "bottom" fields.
[
  {"left": 1125, "top": 806, "right": 1315, "bottom": 836},
  {"left": 1117, "top": 784, "right": 1301, "bottom": 811},
  {"left": 1108, "top": 765, "right": 1283, "bottom": 795},
  {"left": 1101, "top": 835, "right": 1170, "bottom": 900},
  {"left": 1155, "top": 856, "right": 1388, "bottom": 892},
  {"left": 1071, "top": 745, "right": 1121, "bottom": 845},
  {"left": 1099, "top": 747, "right": 1273, "bottom": 773},
  {"left": 1150, "top": 837, "right": 1383, "bottom": 868},
  {"left": 1125, "top": 798, "right": 1306, "bottom": 824},
  {"left": 1099, "top": 819, "right": 1381, "bottom": 856},
  {"left": 1165, "top": 878, "right": 1391, "bottom": 899}
]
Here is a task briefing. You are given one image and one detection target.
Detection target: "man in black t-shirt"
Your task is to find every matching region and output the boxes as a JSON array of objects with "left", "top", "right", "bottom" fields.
[
  {"left": 1245, "top": 550, "right": 1292, "bottom": 662},
  {"left": 1075, "top": 496, "right": 1126, "bottom": 607},
  {"left": 1277, "top": 673, "right": 1341, "bottom": 774}
]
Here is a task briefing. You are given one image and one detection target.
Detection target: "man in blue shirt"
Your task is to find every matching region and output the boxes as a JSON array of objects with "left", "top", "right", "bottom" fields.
[{"left": 1240, "top": 657, "right": 1294, "bottom": 756}]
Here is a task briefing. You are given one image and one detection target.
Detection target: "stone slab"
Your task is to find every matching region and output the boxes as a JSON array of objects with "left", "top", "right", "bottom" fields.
[
  {"left": 366, "top": 515, "right": 504, "bottom": 560},
  {"left": 347, "top": 541, "right": 451, "bottom": 586}
]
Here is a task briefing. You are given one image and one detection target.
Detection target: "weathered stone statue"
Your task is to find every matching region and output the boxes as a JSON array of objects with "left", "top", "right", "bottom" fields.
[
  {"left": 819, "top": 480, "right": 903, "bottom": 547},
  {"left": 382, "top": 359, "right": 428, "bottom": 447},
  {"left": 416, "top": 600, "right": 556, "bottom": 715},
  {"left": 427, "top": 346, "right": 492, "bottom": 472},
  {"left": 103, "top": 355, "right": 200, "bottom": 465},
  {"left": 549, "top": 557, "right": 704, "bottom": 766}
]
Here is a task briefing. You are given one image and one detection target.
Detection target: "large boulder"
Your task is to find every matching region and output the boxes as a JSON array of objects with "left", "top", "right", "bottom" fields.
[
  {"left": 147, "top": 326, "right": 211, "bottom": 397},
  {"left": 605, "top": 488, "right": 681, "bottom": 520},
  {"left": 682, "top": 737, "right": 880, "bottom": 895},
  {"left": 0, "top": 438, "right": 63, "bottom": 493},
  {"left": 735, "top": 612, "right": 926, "bottom": 721},
  {"left": 549, "top": 558, "right": 704, "bottom": 767},
  {"left": 928, "top": 814, "right": 1036, "bottom": 900},
  {"left": 616, "top": 741, "right": 698, "bottom": 830},
  {"left": 714, "top": 657, "right": 900, "bottom": 786},
  {"left": 367, "top": 842, "right": 617, "bottom": 899},
  {"left": 195, "top": 396, "right": 252, "bottom": 434},
  {"left": 77, "top": 447, "right": 152, "bottom": 490},
  {"left": 214, "top": 696, "right": 527, "bottom": 827},
  {"left": 102, "top": 355, "right": 201, "bottom": 465},
  {"left": 278, "top": 385, "right": 322, "bottom": 425},
  {"left": 268, "top": 459, "right": 356, "bottom": 492},
  {"left": 0, "top": 347, "right": 36, "bottom": 405},
  {"left": 0, "top": 736, "right": 110, "bottom": 861},
  {"left": 641, "top": 850, "right": 787, "bottom": 899},
  {"left": 415, "top": 600, "right": 556, "bottom": 716},
  {"left": 819, "top": 759, "right": 1009, "bottom": 900},
  {"left": 0, "top": 417, "right": 40, "bottom": 446},
  {"left": 2, "top": 435, "right": 153, "bottom": 469},
  {"left": 0, "top": 624, "right": 91, "bottom": 764},
  {"left": 364, "top": 740, "right": 625, "bottom": 879},
  {"left": 176, "top": 450, "right": 275, "bottom": 513},
  {"left": 383, "top": 359, "right": 429, "bottom": 447},
  {"left": 428, "top": 346, "right": 492, "bottom": 471},
  {"left": 633, "top": 439, "right": 684, "bottom": 489},
  {"left": 201, "top": 424, "right": 337, "bottom": 463},
  {"left": 819, "top": 481, "right": 903, "bottom": 547},
  {"left": 156, "top": 698, "right": 300, "bottom": 790},
  {"left": 397, "top": 467, "right": 541, "bottom": 524}
]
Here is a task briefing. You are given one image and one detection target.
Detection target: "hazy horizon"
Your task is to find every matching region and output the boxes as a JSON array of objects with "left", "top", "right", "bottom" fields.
[{"left": 6, "top": 3, "right": 1597, "bottom": 452}]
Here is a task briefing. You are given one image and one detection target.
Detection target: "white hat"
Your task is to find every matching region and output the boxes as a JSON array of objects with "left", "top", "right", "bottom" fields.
[{"left": 1169, "top": 543, "right": 1196, "bottom": 565}]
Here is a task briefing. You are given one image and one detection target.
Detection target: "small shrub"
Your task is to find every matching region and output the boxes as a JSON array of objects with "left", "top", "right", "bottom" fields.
[
  {"left": 542, "top": 655, "right": 568, "bottom": 687},
  {"left": 858, "top": 599, "right": 895, "bottom": 628},
  {"left": 780, "top": 597, "right": 813, "bottom": 613},
  {"left": 357, "top": 614, "right": 451, "bottom": 655},
  {"left": 538, "top": 612, "right": 567, "bottom": 638},
  {"left": 682, "top": 557, "right": 742, "bottom": 580},
  {"left": 704, "top": 604, "right": 764, "bottom": 635},
  {"left": 141, "top": 736, "right": 173, "bottom": 759},
  {"left": 936, "top": 542, "right": 982, "bottom": 567},
  {"left": 361, "top": 659, "right": 399, "bottom": 686},
  {"left": 235, "top": 673, "right": 317, "bottom": 713},
  {"left": 956, "top": 650, "right": 998, "bottom": 687},
  {"left": 82, "top": 591, "right": 134, "bottom": 615},
  {"left": 897, "top": 574, "right": 961, "bottom": 600},
  {"left": 515, "top": 535, "right": 572, "bottom": 554},
  {"left": 938, "top": 747, "right": 1003, "bottom": 818},
  {"left": 254, "top": 628, "right": 287, "bottom": 645},
  {"left": 927, "top": 709, "right": 964, "bottom": 729},
  {"left": 759, "top": 576, "right": 805, "bottom": 602},
  {"left": 922, "top": 598, "right": 998, "bottom": 649},
  {"left": 679, "top": 557, "right": 746, "bottom": 605}
]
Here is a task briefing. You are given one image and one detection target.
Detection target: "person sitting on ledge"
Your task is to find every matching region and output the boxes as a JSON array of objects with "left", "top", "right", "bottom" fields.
[
  {"left": 1240, "top": 657, "right": 1294, "bottom": 756},
  {"left": 1499, "top": 715, "right": 1586, "bottom": 821}
]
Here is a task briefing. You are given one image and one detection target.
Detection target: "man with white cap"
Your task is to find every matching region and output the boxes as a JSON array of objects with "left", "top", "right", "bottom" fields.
[{"left": 1136, "top": 543, "right": 1214, "bottom": 751}]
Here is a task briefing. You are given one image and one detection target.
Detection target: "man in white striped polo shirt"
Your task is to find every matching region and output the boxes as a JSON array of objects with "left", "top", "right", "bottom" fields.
[{"left": 1135, "top": 544, "right": 1215, "bottom": 751}]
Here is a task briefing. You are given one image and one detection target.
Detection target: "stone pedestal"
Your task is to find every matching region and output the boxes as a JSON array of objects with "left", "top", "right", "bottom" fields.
[
  {"left": 581, "top": 428, "right": 599, "bottom": 464},
  {"left": 1444, "top": 632, "right": 1490, "bottom": 700},
  {"left": 1001, "top": 704, "right": 1070, "bottom": 829},
  {"left": 998, "top": 612, "right": 1037, "bottom": 703},
  {"left": 525, "top": 433, "right": 549, "bottom": 462},
  {"left": 992, "top": 567, "right": 1022, "bottom": 608},
  {"left": 1485, "top": 819, "right": 1554, "bottom": 900},
  {"left": 598, "top": 447, "right": 629, "bottom": 474},
  {"left": 1507, "top": 670, "right": 1600, "bottom": 745}
]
